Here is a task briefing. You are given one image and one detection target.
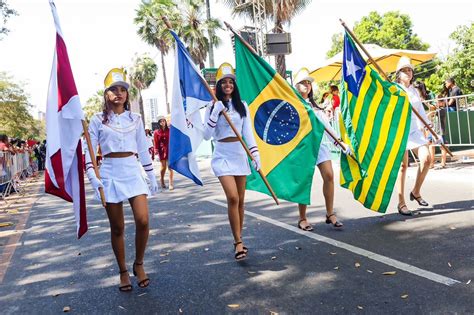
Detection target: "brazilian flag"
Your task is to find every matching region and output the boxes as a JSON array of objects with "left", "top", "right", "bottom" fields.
[
  {"left": 339, "top": 32, "right": 411, "bottom": 212},
  {"left": 235, "top": 36, "right": 325, "bottom": 205}
]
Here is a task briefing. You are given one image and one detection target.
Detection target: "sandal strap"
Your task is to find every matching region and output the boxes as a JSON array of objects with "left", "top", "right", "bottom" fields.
[
  {"left": 119, "top": 269, "right": 128, "bottom": 274},
  {"left": 233, "top": 241, "right": 242, "bottom": 246},
  {"left": 134, "top": 261, "right": 143, "bottom": 266},
  {"left": 298, "top": 218, "right": 307, "bottom": 224},
  {"left": 326, "top": 213, "right": 336, "bottom": 219}
]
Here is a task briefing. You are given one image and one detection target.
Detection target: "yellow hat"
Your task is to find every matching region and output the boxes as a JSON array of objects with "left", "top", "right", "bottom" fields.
[
  {"left": 104, "top": 68, "right": 130, "bottom": 90},
  {"left": 396, "top": 56, "right": 414, "bottom": 72},
  {"left": 216, "top": 62, "right": 235, "bottom": 82},
  {"left": 293, "top": 67, "right": 314, "bottom": 85}
]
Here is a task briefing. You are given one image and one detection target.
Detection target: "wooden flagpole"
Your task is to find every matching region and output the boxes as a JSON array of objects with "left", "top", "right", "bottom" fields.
[
  {"left": 339, "top": 19, "right": 453, "bottom": 157},
  {"left": 82, "top": 121, "right": 106, "bottom": 208},
  {"left": 162, "top": 17, "right": 279, "bottom": 205}
]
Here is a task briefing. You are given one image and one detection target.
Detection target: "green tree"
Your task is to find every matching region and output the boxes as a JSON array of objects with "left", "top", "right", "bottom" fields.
[
  {"left": 135, "top": 0, "right": 177, "bottom": 114},
  {"left": 0, "top": 0, "right": 17, "bottom": 39},
  {"left": 128, "top": 55, "right": 158, "bottom": 125},
  {"left": 83, "top": 90, "right": 104, "bottom": 122},
  {"left": 0, "top": 72, "right": 43, "bottom": 139},
  {"left": 327, "top": 11, "right": 430, "bottom": 58},
  {"left": 223, "top": 0, "right": 313, "bottom": 77}
]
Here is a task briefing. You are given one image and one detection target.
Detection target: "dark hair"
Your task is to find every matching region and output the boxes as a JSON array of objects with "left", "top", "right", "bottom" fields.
[
  {"left": 414, "top": 81, "right": 429, "bottom": 100},
  {"left": 320, "top": 92, "right": 330, "bottom": 103},
  {"left": 307, "top": 86, "right": 324, "bottom": 110},
  {"left": 446, "top": 77, "right": 455, "bottom": 84},
  {"left": 0, "top": 134, "right": 8, "bottom": 143},
  {"left": 214, "top": 78, "right": 246, "bottom": 118},
  {"left": 158, "top": 118, "right": 169, "bottom": 131},
  {"left": 330, "top": 85, "right": 339, "bottom": 93},
  {"left": 101, "top": 88, "right": 132, "bottom": 124}
]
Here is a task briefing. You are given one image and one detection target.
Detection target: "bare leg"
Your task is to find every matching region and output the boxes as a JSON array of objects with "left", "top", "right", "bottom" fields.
[
  {"left": 318, "top": 160, "right": 338, "bottom": 224},
  {"left": 168, "top": 164, "right": 174, "bottom": 189},
  {"left": 105, "top": 202, "right": 131, "bottom": 289},
  {"left": 160, "top": 160, "right": 166, "bottom": 188},
  {"left": 429, "top": 144, "right": 435, "bottom": 168},
  {"left": 396, "top": 151, "right": 410, "bottom": 213},
  {"left": 412, "top": 145, "right": 431, "bottom": 197},
  {"left": 441, "top": 147, "right": 447, "bottom": 166},
  {"left": 129, "top": 194, "right": 150, "bottom": 287}
]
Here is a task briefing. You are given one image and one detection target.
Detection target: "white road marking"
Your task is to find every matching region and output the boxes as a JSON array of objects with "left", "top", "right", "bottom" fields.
[{"left": 207, "top": 199, "right": 461, "bottom": 287}]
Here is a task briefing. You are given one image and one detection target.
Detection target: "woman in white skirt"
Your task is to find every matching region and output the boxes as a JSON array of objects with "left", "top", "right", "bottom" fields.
[
  {"left": 203, "top": 63, "right": 260, "bottom": 260},
  {"left": 85, "top": 68, "right": 159, "bottom": 291},
  {"left": 395, "top": 57, "right": 441, "bottom": 215},
  {"left": 293, "top": 68, "right": 351, "bottom": 231}
]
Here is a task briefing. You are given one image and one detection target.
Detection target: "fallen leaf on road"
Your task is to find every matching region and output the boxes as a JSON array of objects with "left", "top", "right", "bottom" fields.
[
  {"left": 278, "top": 247, "right": 284, "bottom": 250},
  {"left": 204, "top": 248, "right": 209, "bottom": 251},
  {"left": 466, "top": 280, "right": 471, "bottom": 285},
  {"left": 382, "top": 271, "right": 396, "bottom": 276},
  {"left": 53, "top": 293, "right": 61, "bottom": 297},
  {"left": 355, "top": 262, "right": 361, "bottom": 268},
  {"left": 367, "top": 270, "right": 373, "bottom": 273},
  {"left": 271, "top": 256, "right": 277, "bottom": 260},
  {"left": 247, "top": 271, "right": 256, "bottom": 274},
  {"left": 159, "top": 252, "right": 169, "bottom": 257},
  {"left": 179, "top": 308, "right": 183, "bottom": 313},
  {"left": 401, "top": 294, "right": 409, "bottom": 299},
  {"left": 138, "top": 293, "right": 147, "bottom": 297},
  {"left": 77, "top": 252, "right": 81, "bottom": 256},
  {"left": 63, "top": 306, "right": 71, "bottom": 312},
  {"left": 357, "top": 305, "right": 363, "bottom": 310},
  {"left": 450, "top": 226, "right": 456, "bottom": 230},
  {"left": 160, "top": 259, "right": 170, "bottom": 264},
  {"left": 228, "top": 304, "right": 239, "bottom": 308},
  {"left": 187, "top": 224, "right": 191, "bottom": 227},
  {"left": 333, "top": 266, "right": 339, "bottom": 270},
  {"left": 448, "top": 262, "right": 452, "bottom": 267},
  {"left": 330, "top": 252, "right": 337, "bottom": 255},
  {"left": 118, "top": 305, "right": 126, "bottom": 310},
  {"left": 295, "top": 246, "right": 301, "bottom": 250},
  {"left": 0, "top": 222, "right": 14, "bottom": 228}
]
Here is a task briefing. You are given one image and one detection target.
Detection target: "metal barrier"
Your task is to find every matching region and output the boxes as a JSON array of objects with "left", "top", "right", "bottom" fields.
[{"left": 0, "top": 151, "right": 36, "bottom": 203}]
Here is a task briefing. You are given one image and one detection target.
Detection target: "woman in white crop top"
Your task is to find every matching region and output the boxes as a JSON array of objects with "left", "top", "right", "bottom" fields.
[
  {"left": 203, "top": 63, "right": 260, "bottom": 261},
  {"left": 85, "top": 68, "right": 158, "bottom": 291}
]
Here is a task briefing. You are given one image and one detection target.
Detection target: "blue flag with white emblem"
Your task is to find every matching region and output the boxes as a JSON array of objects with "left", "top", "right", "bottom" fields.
[{"left": 168, "top": 31, "right": 213, "bottom": 185}]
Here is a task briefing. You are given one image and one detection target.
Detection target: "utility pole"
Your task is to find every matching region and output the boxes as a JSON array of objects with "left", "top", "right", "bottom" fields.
[{"left": 206, "top": 0, "right": 215, "bottom": 67}]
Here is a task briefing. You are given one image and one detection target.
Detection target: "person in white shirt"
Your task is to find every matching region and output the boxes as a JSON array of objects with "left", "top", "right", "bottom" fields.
[
  {"left": 85, "top": 68, "right": 159, "bottom": 291},
  {"left": 395, "top": 57, "right": 441, "bottom": 216},
  {"left": 293, "top": 68, "right": 351, "bottom": 231},
  {"left": 203, "top": 63, "right": 260, "bottom": 261}
]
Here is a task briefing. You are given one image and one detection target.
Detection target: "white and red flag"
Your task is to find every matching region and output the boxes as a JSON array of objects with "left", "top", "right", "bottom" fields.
[{"left": 45, "top": 0, "right": 87, "bottom": 238}]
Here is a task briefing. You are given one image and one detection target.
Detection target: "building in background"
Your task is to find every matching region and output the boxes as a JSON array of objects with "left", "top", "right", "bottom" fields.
[
  {"left": 144, "top": 97, "right": 159, "bottom": 130},
  {"left": 37, "top": 110, "right": 46, "bottom": 121}
]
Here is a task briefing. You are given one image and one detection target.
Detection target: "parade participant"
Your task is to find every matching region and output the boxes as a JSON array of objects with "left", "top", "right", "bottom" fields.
[
  {"left": 203, "top": 62, "right": 260, "bottom": 260},
  {"left": 293, "top": 68, "right": 351, "bottom": 231},
  {"left": 153, "top": 116, "right": 174, "bottom": 190},
  {"left": 85, "top": 68, "right": 159, "bottom": 291},
  {"left": 395, "top": 57, "right": 440, "bottom": 215},
  {"left": 145, "top": 128, "right": 154, "bottom": 160}
]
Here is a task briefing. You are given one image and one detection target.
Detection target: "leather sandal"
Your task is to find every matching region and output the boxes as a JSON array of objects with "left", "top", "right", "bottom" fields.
[
  {"left": 397, "top": 204, "right": 413, "bottom": 216},
  {"left": 118, "top": 269, "right": 132, "bottom": 292},
  {"left": 410, "top": 191, "right": 428, "bottom": 206},
  {"left": 325, "top": 214, "right": 343, "bottom": 228},
  {"left": 297, "top": 218, "right": 314, "bottom": 231},
  {"left": 233, "top": 241, "right": 247, "bottom": 260},
  {"left": 133, "top": 261, "right": 150, "bottom": 288}
]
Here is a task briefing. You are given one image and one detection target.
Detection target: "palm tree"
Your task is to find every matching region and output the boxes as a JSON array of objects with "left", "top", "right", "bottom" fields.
[
  {"left": 135, "top": 0, "right": 177, "bottom": 114},
  {"left": 178, "top": 0, "right": 222, "bottom": 69},
  {"left": 128, "top": 55, "right": 158, "bottom": 125},
  {"left": 222, "top": 0, "right": 313, "bottom": 76}
]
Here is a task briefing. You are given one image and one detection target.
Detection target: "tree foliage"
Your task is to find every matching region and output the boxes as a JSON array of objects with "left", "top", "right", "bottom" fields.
[
  {"left": 0, "top": 72, "right": 43, "bottom": 139},
  {"left": 0, "top": 0, "right": 17, "bottom": 39},
  {"left": 83, "top": 90, "right": 104, "bottom": 122},
  {"left": 327, "top": 11, "right": 430, "bottom": 58},
  {"left": 128, "top": 55, "right": 158, "bottom": 124}
]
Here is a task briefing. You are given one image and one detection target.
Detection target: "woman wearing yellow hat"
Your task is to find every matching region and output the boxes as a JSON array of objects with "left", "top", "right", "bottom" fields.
[
  {"left": 203, "top": 62, "right": 260, "bottom": 260},
  {"left": 394, "top": 57, "right": 440, "bottom": 215},
  {"left": 293, "top": 68, "right": 351, "bottom": 231},
  {"left": 85, "top": 68, "right": 159, "bottom": 291}
]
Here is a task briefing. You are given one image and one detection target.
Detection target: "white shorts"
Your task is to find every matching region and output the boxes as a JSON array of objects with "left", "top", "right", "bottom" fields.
[
  {"left": 316, "top": 143, "right": 331, "bottom": 165},
  {"left": 99, "top": 155, "right": 150, "bottom": 203},
  {"left": 211, "top": 141, "right": 251, "bottom": 177},
  {"left": 406, "top": 128, "right": 428, "bottom": 150}
]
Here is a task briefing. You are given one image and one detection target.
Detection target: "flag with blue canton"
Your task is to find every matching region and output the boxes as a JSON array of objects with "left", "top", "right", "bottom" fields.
[
  {"left": 168, "top": 30, "right": 213, "bottom": 185},
  {"left": 339, "top": 31, "right": 411, "bottom": 213}
]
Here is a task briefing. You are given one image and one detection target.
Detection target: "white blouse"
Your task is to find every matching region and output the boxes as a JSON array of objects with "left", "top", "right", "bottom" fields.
[
  {"left": 85, "top": 111, "right": 152, "bottom": 168},
  {"left": 203, "top": 100, "right": 257, "bottom": 150},
  {"left": 404, "top": 85, "right": 430, "bottom": 132}
]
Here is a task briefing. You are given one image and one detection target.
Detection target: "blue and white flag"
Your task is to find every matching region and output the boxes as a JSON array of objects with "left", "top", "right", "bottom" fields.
[{"left": 169, "top": 31, "right": 213, "bottom": 185}]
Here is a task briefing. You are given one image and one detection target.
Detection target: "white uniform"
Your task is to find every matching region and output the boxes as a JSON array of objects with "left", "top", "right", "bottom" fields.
[
  {"left": 312, "top": 104, "right": 333, "bottom": 165},
  {"left": 204, "top": 100, "right": 257, "bottom": 177},
  {"left": 403, "top": 85, "right": 430, "bottom": 150},
  {"left": 85, "top": 111, "right": 153, "bottom": 203}
]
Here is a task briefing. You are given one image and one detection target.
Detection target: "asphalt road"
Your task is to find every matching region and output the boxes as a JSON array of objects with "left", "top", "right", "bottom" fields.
[{"left": 0, "top": 159, "right": 473, "bottom": 314}]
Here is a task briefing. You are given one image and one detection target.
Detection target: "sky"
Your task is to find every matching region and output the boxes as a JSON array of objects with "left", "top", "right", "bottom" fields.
[{"left": 1, "top": 0, "right": 472, "bottom": 117}]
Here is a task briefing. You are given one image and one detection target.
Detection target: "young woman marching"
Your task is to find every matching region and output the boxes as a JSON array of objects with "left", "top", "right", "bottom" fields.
[
  {"left": 203, "top": 63, "right": 260, "bottom": 260},
  {"left": 85, "top": 68, "right": 159, "bottom": 291},
  {"left": 395, "top": 57, "right": 441, "bottom": 215},
  {"left": 293, "top": 69, "right": 351, "bottom": 231},
  {"left": 153, "top": 116, "right": 174, "bottom": 190}
]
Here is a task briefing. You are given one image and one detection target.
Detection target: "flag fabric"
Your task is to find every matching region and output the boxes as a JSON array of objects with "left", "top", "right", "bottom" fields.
[
  {"left": 234, "top": 36, "right": 325, "bottom": 205},
  {"left": 168, "top": 31, "right": 213, "bottom": 185},
  {"left": 339, "top": 31, "right": 411, "bottom": 213},
  {"left": 45, "top": 1, "right": 87, "bottom": 238}
]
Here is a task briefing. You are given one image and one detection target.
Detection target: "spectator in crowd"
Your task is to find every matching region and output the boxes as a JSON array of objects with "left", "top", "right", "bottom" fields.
[
  {"left": 145, "top": 128, "right": 154, "bottom": 161},
  {"left": 153, "top": 116, "right": 174, "bottom": 190},
  {"left": 330, "top": 85, "right": 340, "bottom": 111},
  {"left": 445, "top": 77, "right": 463, "bottom": 111},
  {"left": 429, "top": 94, "right": 448, "bottom": 169},
  {"left": 34, "top": 141, "right": 44, "bottom": 170},
  {"left": 0, "top": 134, "right": 9, "bottom": 151}
]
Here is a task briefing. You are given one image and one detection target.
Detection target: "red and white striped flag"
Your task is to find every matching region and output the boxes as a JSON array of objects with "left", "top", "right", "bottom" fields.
[{"left": 45, "top": 1, "right": 87, "bottom": 238}]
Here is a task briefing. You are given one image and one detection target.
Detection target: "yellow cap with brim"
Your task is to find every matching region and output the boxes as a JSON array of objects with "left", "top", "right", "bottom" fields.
[
  {"left": 216, "top": 62, "right": 236, "bottom": 82},
  {"left": 104, "top": 68, "right": 130, "bottom": 90}
]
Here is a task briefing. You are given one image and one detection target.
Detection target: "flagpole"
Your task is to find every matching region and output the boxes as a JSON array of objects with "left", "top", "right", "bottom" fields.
[
  {"left": 82, "top": 121, "right": 106, "bottom": 208},
  {"left": 162, "top": 17, "right": 279, "bottom": 205},
  {"left": 339, "top": 19, "right": 453, "bottom": 157}
]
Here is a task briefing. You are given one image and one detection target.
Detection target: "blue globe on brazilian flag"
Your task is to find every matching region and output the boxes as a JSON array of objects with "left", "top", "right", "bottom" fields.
[{"left": 235, "top": 36, "right": 325, "bottom": 205}]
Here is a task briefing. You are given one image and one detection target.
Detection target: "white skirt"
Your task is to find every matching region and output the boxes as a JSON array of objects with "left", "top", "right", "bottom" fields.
[
  {"left": 211, "top": 141, "right": 251, "bottom": 177},
  {"left": 99, "top": 155, "right": 150, "bottom": 203},
  {"left": 406, "top": 128, "right": 428, "bottom": 150},
  {"left": 316, "top": 143, "right": 331, "bottom": 165}
]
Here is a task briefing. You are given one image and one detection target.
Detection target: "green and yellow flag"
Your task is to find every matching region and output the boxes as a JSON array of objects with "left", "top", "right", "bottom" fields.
[
  {"left": 234, "top": 35, "right": 325, "bottom": 205},
  {"left": 339, "top": 32, "right": 411, "bottom": 212}
]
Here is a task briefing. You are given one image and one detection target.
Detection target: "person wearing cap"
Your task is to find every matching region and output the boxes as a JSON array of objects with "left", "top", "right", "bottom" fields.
[
  {"left": 84, "top": 68, "right": 159, "bottom": 291},
  {"left": 293, "top": 68, "right": 351, "bottom": 231},
  {"left": 394, "top": 57, "right": 441, "bottom": 216},
  {"left": 153, "top": 116, "right": 174, "bottom": 190},
  {"left": 203, "top": 62, "right": 260, "bottom": 261}
]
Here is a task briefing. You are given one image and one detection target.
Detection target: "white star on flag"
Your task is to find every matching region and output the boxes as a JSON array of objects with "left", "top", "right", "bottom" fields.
[{"left": 346, "top": 53, "right": 362, "bottom": 82}]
